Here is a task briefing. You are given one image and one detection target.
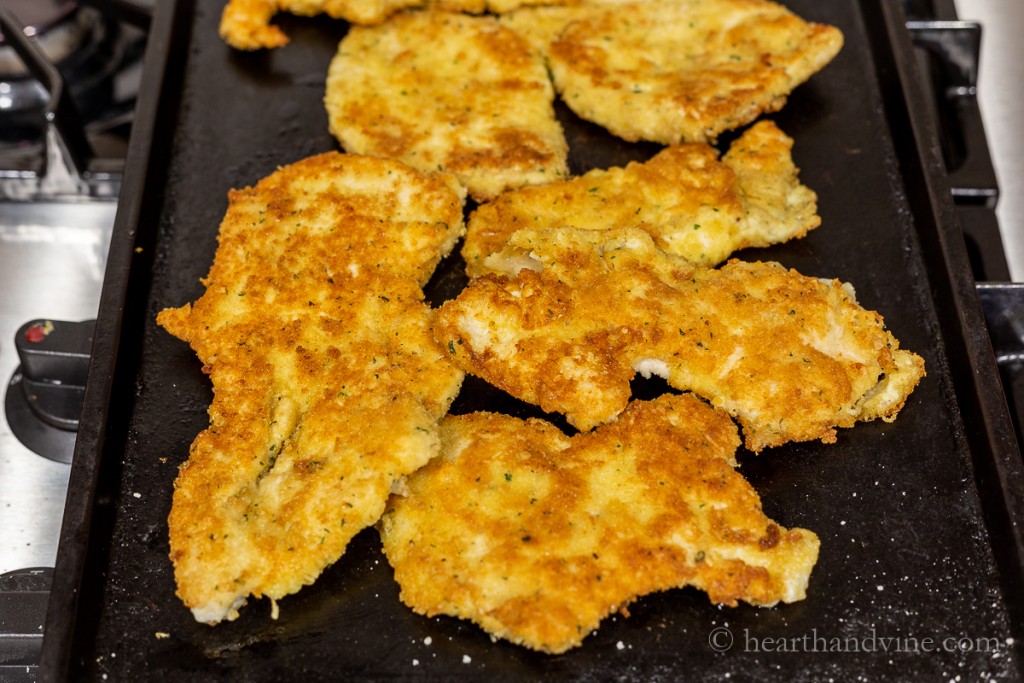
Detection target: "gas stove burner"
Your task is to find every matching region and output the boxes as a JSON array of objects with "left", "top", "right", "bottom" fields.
[
  {"left": 0, "top": 0, "right": 147, "bottom": 201},
  {"left": 0, "top": 0, "right": 82, "bottom": 74},
  {"left": 4, "top": 319, "right": 93, "bottom": 464},
  {"left": 0, "top": 2, "right": 132, "bottom": 147}
]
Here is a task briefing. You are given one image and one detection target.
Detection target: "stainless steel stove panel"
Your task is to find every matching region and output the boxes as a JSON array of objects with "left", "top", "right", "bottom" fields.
[
  {"left": 0, "top": 201, "right": 114, "bottom": 574},
  {"left": 956, "top": 0, "right": 1024, "bottom": 279}
]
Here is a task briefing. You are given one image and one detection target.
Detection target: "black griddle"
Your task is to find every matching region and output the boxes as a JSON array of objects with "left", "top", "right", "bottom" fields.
[{"left": 37, "top": 0, "right": 1024, "bottom": 680}]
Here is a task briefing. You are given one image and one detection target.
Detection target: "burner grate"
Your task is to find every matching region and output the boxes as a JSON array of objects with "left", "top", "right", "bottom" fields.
[{"left": 0, "top": 3, "right": 146, "bottom": 201}]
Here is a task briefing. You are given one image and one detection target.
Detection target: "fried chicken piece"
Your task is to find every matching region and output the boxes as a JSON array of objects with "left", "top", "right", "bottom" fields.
[
  {"left": 427, "top": 0, "right": 575, "bottom": 15},
  {"left": 498, "top": 4, "right": 593, "bottom": 56},
  {"left": 219, "top": 0, "right": 422, "bottom": 50},
  {"left": 498, "top": 1, "right": 672, "bottom": 56},
  {"left": 379, "top": 394, "right": 820, "bottom": 653},
  {"left": 218, "top": 0, "right": 583, "bottom": 49},
  {"left": 324, "top": 11, "right": 569, "bottom": 202},
  {"left": 510, "top": 0, "right": 843, "bottom": 144},
  {"left": 157, "top": 152, "right": 465, "bottom": 623},
  {"left": 434, "top": 228, "right": 925, "bottom": 451},
  {"left": 220, "top": 0, "right": 289, "bottom": 50},
  {"left": 463, "top": 120, "right": 818, "bottom": 277}
]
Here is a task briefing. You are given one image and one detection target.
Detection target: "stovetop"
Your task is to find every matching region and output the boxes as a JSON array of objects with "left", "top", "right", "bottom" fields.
[
  {"left": 0, "top": 0, "right": 1020, "bottom": 679},
  {"left": 0, "top": 1, "right": 1012, "bottom": 578},
  {"left": 955, "top": 0, "right": 1024, "bottom": 279},
  {"left": 0, "top": 3, "right": 141, "bottom": 676},
  {"left": 0, "top": 203, "right": 115, "bottom": 576}
]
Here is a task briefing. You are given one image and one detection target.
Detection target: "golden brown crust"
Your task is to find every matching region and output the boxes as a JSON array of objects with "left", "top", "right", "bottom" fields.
[
  {"left": 218, "top": 0, "right": 592, "bottom": 50},
  {"left": 427, "top": 0, "right": 579, "bottom": 14},
  {"left": 498, "top": 4, "right": 600, "bottom": 57},
  {"left": 379, "top": 394, "right": 820, "bottom": 653},
  {"left": 219, "top": 0, "right": 424, "bottom": 49},
  {"left": 539, "top": 0, "right": 843, "bottom": 143},
  {"left": 324, "top": 11, "right": 569, "bottom": 202},
  {"left": 722, "top": 119, "right": 820, "bottom": 245},
  {"left": 434, "top": 228, "right": 925, "bottom": 451},
  {"left": 220, "top": 0, "right": 290, "bottom": 50},
  {"left": 157, "top": 152, "right": 465, "bottom": 623},
  {"left": 462, "top": 120, "right": 819, "bottom": 277}
]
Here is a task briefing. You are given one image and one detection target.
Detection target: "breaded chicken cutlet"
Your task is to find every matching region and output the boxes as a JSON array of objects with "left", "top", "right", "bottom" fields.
[
  {"left": 324, "top": 11, "right": 569, "bottom": 202},
  {"left": 220, "top": 0, "right": 419, "bottom": 49},
  {"left": 379, "top": 394, "right": 820, "bottom": 653},
  {"left": 219, "top": 0, "right": 580, "bottom": 49},
  {"left": 463, "top": 120, "right": 819, "bottom": 277},
  {"left": 434, "top": 228, "right": 925, "bottom": 452},
  {"left": 428, "top": 0, "right": 577, "bottom": 16},
  {"left": 157, "top": 152, "right": 465, "bottom": 623},
  {"left": 498, "top": 4, "right": 594, "bottom": 56},
  {"left": 505, "top": 0, "right": 843, "bottom": 144}
]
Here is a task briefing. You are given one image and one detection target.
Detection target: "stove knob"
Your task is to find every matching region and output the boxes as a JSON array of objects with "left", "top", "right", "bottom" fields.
[{"left": 13, "top": 319, "right": 94, "bottom": 431}]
